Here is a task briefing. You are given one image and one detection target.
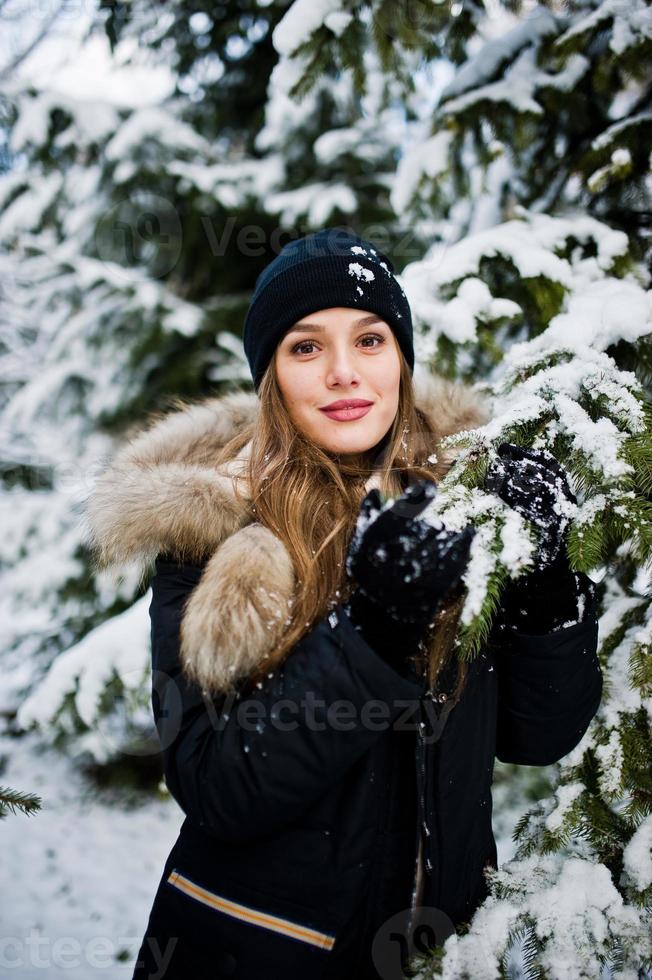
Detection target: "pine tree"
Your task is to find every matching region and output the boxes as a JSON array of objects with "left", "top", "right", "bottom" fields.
[
  {"left": 276, "top": 0, "right": 651, "bottom": 262},
  {"left": 404, "top": 214, "right": 652, "bottom": 975},
  {"left": 1, "top": 4, "right": 426, "bottom": 764}
]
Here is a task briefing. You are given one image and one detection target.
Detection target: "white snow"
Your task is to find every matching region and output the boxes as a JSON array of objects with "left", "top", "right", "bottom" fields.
[
  {"left": 460, "top": 522, "right": 498, "bottom": 625},
  {"left": 347, "top": 262, "right": 375, "bottom": 283},
  {"left": 400, "top": 211, "right": 642, "bottom": 362},
  {"left": 498, "top": 506, "right": 536, "bottom": 575},
  {"left": 265, "top": 182, "right": 357, "bottom": 225},
  {"left": 622, "top": 815, "right": 652, "bottom": 893},
  {"left": 0, "top": 171, "right": 63, "bottom": 239},
  {"left": 324, "top": 10, "right": 353, "bottom": 37},
  {"left": 417, "top": 483, "right": 537, "bottom": 629},
  {"left": 105, "top": 107, "right": 211, "bottom": 161},
  {"left": 0, "top": 731, "right": 184, "bottom": 979},
  {"left": 555, "top": 0, "right": 652, "bottom": 57},
  {"left": 314, "top": 127, "right": 361, "bottom": 164},
  {"left": 440, "top": 8, "right": 558, "bottom": 103},
  {"left": 9, "top": 89, "right": 120, "bottom": 155},
  {"left": 9, "top": 28, "right": 175, "bottom": 108},
  {"left": 320, "top": 127, "right": 389, "bottom": 166},
  {"left": 592, "top": 111, "right": 652, "bottom": 152},
  {"left": 544, "top": 782, "right": 584, "bottom": 833},
  {"left": 514, "top": 278, "right": 652, "bottom": 355},
  {"left": 17, "top": 595, "right": 151, "bottom": 758},
  {"left": 391, "top": 130, "right": 453, "bottom": 214},
  {"left": 435, "top": 854, "right": 650, "bottom": 980},
  {"left": 272, "top": 0, "right": 345, "bottom": 57},
  {"left": 594, "top": 729, "right": 625, "bottom": 799},
  {"left": 404, "top": 212, "right": 630, "bottom": 304},
  {"left": 471, "top": 347, "right": 644, "bottom": 481}
]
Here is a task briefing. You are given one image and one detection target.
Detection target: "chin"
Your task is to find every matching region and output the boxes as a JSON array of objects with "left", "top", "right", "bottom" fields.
[
  {"left": 319, "top": 435, "right": 382, "bottom": 456},
  {"left": 303, "top": 413, "right": 392, "bottom": 456}
]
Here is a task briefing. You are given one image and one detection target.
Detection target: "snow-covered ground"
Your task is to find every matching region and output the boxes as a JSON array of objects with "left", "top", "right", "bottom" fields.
[
  {"left": 0, "top": 731, "right": 183, "bottom": 978},
  {"left": 0, "top": 730, "right": 524, "bottom": 978}
]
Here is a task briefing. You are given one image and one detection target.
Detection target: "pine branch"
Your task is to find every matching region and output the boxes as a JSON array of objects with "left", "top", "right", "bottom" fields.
[
  {"left": 629, "top": 632, "right": 652, "bottom": 697},
  {"left": 596, "top": 596, "right": 648, "bottom": 664},
  {"left": 0, "top": 785, "right": 42, "bottom": 820}
]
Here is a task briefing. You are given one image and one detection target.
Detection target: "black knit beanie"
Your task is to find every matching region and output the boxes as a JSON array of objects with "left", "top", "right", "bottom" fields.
[{"left": 243, "top": 227, "right": 414, "bottom": 392}]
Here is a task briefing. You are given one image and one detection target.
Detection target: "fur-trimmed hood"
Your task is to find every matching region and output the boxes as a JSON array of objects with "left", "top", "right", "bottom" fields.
[{"left": 83, "top": 368, "right": 490, "bottom": 696}]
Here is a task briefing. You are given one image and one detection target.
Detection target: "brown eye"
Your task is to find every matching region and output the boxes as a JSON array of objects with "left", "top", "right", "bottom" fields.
[{"left": 290, "top": 341, "right": 318, "bottom": 355}]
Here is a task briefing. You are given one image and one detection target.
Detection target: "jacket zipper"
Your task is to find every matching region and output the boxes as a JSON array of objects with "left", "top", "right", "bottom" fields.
[
  {"left": 408, "top": 696, "right": 430, "bottom": 937},
  {"left": 408, "top": 688, "right": 449, "bottom": 931},
  {"left": 352, "top": 717, "right": 400, "bottom": 976}
]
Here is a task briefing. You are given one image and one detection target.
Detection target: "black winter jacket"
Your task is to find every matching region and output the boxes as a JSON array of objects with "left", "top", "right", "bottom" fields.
[
  {"left": 132, "top": 556, "right": 602, "bottom": 980},
  {"left": 83, "top": 369, "right": 602, "bottom": 979}
]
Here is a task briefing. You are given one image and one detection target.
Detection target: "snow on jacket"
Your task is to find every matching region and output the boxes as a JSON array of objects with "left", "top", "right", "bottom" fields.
[{"left": 85, "top": 368, "right": 603, "bottom": 980}]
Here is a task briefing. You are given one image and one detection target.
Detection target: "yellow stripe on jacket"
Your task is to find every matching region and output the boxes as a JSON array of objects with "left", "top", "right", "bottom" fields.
[{"left": 167, "top": 870, "right": 336, "bottom": 951}]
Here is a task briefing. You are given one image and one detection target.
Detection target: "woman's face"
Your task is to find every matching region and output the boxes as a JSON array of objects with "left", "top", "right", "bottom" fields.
[{"left": 274, "top": 307, "right": 401, "bottom": 456}]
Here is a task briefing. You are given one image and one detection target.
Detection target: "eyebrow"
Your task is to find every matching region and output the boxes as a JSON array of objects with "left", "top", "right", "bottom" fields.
[{"left": 286, "top": 314, "right": 384, "bottom": 334}]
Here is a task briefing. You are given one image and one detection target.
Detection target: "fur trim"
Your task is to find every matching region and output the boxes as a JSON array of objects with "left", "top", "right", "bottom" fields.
[
  {"left": 411, "top": 368, "right": 492, "bottom": 481},
  {"left": 83, "top": 370, "right": 490, "bottom": 694},
  {"left": 83, "top": 390, "right": 257, "bottom": 574},
  {"left": 179, "top": 523, "right": 296, "bottom": 696}
]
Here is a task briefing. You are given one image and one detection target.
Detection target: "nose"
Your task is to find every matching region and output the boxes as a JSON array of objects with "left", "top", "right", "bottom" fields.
[{"left": 325, "top": 345, "right": 361, "bottom": 388}]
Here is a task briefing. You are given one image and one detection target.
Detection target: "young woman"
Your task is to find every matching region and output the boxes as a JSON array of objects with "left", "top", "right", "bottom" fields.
[{"left": 86, "top": 229, "right": 602, "bottom": 980}]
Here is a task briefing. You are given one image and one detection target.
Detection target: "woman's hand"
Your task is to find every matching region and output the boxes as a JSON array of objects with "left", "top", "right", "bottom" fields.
[
  {"left": 484, "top": 442, "right": 577, "bottom": 571},
  {"left": 484, "top": 443, "right": 595, "bottom": 633},
  {"left": 345, "top": 479, "right": 475, "bottom": 626}
]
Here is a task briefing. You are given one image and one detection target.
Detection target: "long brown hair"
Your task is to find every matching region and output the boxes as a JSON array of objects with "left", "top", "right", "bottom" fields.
[{"left": 214, "top": 351, "right": 469, "bottom": 705}]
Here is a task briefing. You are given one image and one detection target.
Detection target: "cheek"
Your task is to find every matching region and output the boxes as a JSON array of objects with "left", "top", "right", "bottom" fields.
[
  {"left": 276, "top": 360, "right": 299, "bottom": 398},
  {"left": 289, "top": 378, "right": 316, "bottom": 410},
  {"left": 374, "top": 359, "right": 401, "bottom": 403},
  {"left": 277, "top": 365, "right": 315, "bottom": 414}
]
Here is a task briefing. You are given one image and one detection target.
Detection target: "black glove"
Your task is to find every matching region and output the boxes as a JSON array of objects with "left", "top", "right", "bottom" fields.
[
  {"left": 485, "top": 443, "right": 594, "bottom": 633},
  {"left": 493, "top": 546, "right": 597, "bottom": 635},
  {"left": 344, "top": 480, "right": 475, "bottom": 676},
  {"left": 484, "top": 442, "right": 577, "bottom": 571},
  {"left": 345, "top": 588, "right": 437, "bottom": 680}
]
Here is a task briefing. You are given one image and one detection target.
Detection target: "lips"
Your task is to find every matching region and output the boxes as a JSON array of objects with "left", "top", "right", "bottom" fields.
[
  {"left": 319, "top": 401, "right": 374, "bottom": 422},
  {"left": 320, "top": 399, "right": 373, "bottom": 410}
]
